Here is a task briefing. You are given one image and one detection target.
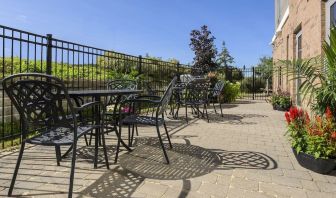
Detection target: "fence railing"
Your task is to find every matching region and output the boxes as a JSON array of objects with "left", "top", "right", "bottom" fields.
[
  {"left": 0, "top": 24, "right": 191, "bottom": 149},
  {"left": 220, "top": 67, "right": 272, "bottom": 100}
]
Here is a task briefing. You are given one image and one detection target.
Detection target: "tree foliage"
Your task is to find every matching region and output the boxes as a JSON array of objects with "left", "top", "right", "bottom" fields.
[
  {"left": 189, "top": 25, "right": 217, "bottom": 75},
  {"left": 217, "top": 41, "right": 234, "bottom": 68},
  {"left": 255, "top": 56, "right": 273, "bottom": 80}
]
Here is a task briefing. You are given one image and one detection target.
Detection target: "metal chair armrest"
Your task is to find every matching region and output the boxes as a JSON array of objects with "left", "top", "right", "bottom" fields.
[{"left": 75, "top": 101, "right": 102, "bottom": 112}]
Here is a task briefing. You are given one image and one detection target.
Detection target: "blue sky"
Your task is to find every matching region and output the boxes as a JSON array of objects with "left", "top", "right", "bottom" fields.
[{"left": 0, "top": 0, "right": 274, "bottom": 67}]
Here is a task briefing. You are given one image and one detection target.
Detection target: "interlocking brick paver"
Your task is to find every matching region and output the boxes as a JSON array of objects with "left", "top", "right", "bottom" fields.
[
  {"left": 198, "top": 182, "right": 228, "bottom": 197},
  {"left": 227, "top": 187, "right": 273, "bottom": 198},
  {"left": 259, "top": 182, "right": 307, "bottom": 197},
  {"left": 0, "top": 100, "right": 336, "bottom": 197},
  {"left": 315, "top": 181, "right": 336, "bottom": 193},
  {"left": 137, "top": 182, "right": 169, "bottom": 197},
  {"left": 305, "top": 190, "right": 336, "bottom": 198},
  {"left": 230, "top": 177, "right": 259, "bottom": 191},
  {"left": 301, "top": 180, "right": 320, "bottom": 191},
  {"left": 271, "top": 175, "right": 302, "bottom": 188}
]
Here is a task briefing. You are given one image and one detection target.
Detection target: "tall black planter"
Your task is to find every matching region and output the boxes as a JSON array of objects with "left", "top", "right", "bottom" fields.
[{"left": 292, "top": 148, "right": 336, "bottom": 174}]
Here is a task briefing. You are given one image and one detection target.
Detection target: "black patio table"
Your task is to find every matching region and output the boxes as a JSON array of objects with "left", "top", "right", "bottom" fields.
[{"left": 63, "top": 89, "right": 143, "bottom": 168}]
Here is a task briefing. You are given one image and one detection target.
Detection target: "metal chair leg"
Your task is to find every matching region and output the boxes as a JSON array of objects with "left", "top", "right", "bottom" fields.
[
  {"left": 174, "top": 104, "right": 180, "bottom": 118},
  {"left": 156, "top": 125, "right": 170, "bottom": 164},
  {"left": 89, "top": 131, "right": 93, "bottom": 145},
  {"left": 219, "top": 102, "right": 223, "bottom": 117},
  {"left": 135, "top": 124, "right": 139, "bottom": 136},
  {"left": 94, "top": 130, "right": 99, "bottom": 169},
  {"left": 8, "top": 142, "right": 25, "bottom": 197},
  {"left": 204, "top": 104, "right": 209, "bottom": 123},
  {"left": 130, "top": 125, "right": 135, "bottom": 147},
  {"left": 127, "top": 125, "right": 131, "bottom": 146},
  {"left": 101, "top": 128, "right": 110, "bottom": 169},
  {"left": 68, "top": 142, "right": 77, "bottom": 198},
  {"left": 114, "top": 125, "right": 122, "bottom": 163},
  {"left": 213, "top": 101, "right": 217, "bottom": 113},
  {"left": 84, "top": 134, "right": 89, "bottom": 146},
  {"left": 163, "top": 122, "right": 173, "bottom": 149},
  {"left": 185, "top": 105, "right": 188, "bottom": 123},
  {"left": 55, "top": 145, "right": 61, "bottom": 166}
]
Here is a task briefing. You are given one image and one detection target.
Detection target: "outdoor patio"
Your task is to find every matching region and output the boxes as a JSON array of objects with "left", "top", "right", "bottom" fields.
[{"left": 0, "top": 100, "right": 335, "bottom": 198}]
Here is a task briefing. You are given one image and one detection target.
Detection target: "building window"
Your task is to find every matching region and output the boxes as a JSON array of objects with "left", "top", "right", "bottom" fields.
[
  {"left": 326, "top": 0, "right": 336, "bottom": 39},
  {"left": 331, "top": 2, "right": 336, "bottom": 27}
]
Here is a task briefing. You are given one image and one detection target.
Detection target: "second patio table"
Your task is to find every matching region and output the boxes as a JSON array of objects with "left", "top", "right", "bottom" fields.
[{"left": 66, "top": 89, "right": 143, "bottom": 168}]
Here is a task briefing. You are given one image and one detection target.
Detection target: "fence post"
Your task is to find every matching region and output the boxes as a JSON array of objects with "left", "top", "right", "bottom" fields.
[
  {"left": 252, "top": 67, "right": 255, "bottom": 100},
  {"left": 137, "top": 55, "right": 142, "bottom": 89},
  {"left": 138, "top": 55, "right": 142, "bottom": 75},
  {"left": 46, "top": 34, "right": 52, "bottom": 75},
  {"left": 176, "top": 61, "right": 180, "bottom": 81}
]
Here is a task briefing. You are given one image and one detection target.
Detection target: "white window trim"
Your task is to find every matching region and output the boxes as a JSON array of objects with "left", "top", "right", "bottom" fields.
[
  {"left": 271, "top": 6, "right": 289, "bottom": 44},
  {"left": 295, "top": 31, "right": 302, "bottom": 106},
  {"left": 326, "top": 0, "right": 336, "bottom": 40}
]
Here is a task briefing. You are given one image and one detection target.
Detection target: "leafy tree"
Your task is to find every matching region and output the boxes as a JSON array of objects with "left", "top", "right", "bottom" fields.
[
  {"left": 217, "top": 41, "right": 234, "bottom": 68},
  {"left": 189, "top": 25, "right": 217, "bottom": 75},
  {"left": 255, "top": 56, "right": 273, "bottom": 80}
]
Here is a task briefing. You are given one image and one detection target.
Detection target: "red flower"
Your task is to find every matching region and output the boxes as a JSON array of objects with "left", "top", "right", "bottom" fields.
[
  {"left": 325, "top": 106, "right": 333, "bottom": 120},
  {"left": 285, "top": 112, "right": 291, "bottom": 124},
  {"left": 331, "top": 131, "right": 336, "bottom": 140},
  {"left": 289, "top": 107, "right": 298, "bottom": 120}
]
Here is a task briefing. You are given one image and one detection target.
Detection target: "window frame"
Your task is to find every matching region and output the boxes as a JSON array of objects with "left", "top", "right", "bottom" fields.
[
  {"left": 326, "top": 0, "right": 336, "bottom": 40},
  {"left": 295, "top": 31, "right": 302, "bottom": 106}
]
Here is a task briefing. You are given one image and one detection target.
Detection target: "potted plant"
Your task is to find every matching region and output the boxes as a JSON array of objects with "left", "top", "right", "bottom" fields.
[
  {"left": 285, "top": 106, "right": 336, "bottom": 174},
  {"left": 269, "top": 89, "right": 291, "bottom": 111}
]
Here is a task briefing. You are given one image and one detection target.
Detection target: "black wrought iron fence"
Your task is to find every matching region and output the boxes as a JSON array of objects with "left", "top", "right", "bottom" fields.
[
  {"left": 0, "top": 25, "right": 190, "bottom": 149},
  {"left": 220, "top": 67, "right": 272, "bottom": 100}
]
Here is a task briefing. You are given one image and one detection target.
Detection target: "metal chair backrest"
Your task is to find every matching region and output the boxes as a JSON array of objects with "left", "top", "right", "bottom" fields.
[
  {"left": 2, "top": 73, "right": 76, "bottom": 139},
  {"left": 106, "top": 79, "right": 137, "bottom": 104},
  {"left": 184, "top": 79, "right": 210, "bottom": 103},
  {"left": 157, "top": 77, "right": 177, "bottom": 115},
  {"left": 212, "top": 81, "right": 225, "bottom": 97}
]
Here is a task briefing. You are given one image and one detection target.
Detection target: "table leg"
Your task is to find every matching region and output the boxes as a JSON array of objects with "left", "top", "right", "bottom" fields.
[{"left": 94, "top": 95, "right": 100, "bottom": 169}]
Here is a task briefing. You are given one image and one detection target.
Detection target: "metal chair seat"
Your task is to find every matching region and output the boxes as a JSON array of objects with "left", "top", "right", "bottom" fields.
[
  {"left": 26, "top": 125, "right": 96, "bottom": 146},
  {"left": 121, "top": 115, "right": 164, "bottom": 126}
]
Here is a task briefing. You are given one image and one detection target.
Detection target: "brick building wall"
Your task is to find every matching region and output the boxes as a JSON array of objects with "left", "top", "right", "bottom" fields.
[{"left": 272, "top": 0, "right": 326, "bottom": 106}]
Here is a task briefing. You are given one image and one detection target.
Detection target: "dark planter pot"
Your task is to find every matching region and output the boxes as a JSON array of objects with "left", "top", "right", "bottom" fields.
[
  {"left": 292, "top": 148, "right": 336, "bottom": 174},
  {"left": 272, "top": 104, "right": 290, "bottom": 111}
]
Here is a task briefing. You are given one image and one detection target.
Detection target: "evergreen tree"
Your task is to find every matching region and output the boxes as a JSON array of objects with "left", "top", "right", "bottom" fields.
[
  {"left": 189, "top": 25, "right": 217, "bottom": 75},
  {"left": 217, "top": 41, "right": 234, "bottom": 68}
]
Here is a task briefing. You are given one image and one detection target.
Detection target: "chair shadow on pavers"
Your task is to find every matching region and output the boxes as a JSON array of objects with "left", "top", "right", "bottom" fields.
[
  {"left": 119, "top": 138, "right": 220, "bottom": 180},
  {"left": 75, "top": 145, "right": 118, "bottom": 168},
  {"left": 213, "top": 149, "right": 278, "bottom": 170},
  {"left": 207, "top": 113, "right": 268, "bottom": 125},
  {"left": 117, "top": 137, "right": 277, "bottom": 181},
  {"left": 79, "top": 166, "right": 145, "bottom": 198}
]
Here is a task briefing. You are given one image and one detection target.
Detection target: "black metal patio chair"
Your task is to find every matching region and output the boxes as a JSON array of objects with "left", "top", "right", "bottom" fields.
[
  {"left": 115, "top": 77, "right": 177, "bottom": 164},
  {"left": 101, "top": 79, "right": 138, "bottom": 144},
  {"left": 210, "top": 80, "right": 225, "bottom": 117},
  {"left": 2, "top": 73, "right": 109, "bottom": 198},
  {"left": 171, "top": 81, "right": 187, "bottom": 118},
  {"left": 175, "top": 79, "right": 210, "bottom": 123}
]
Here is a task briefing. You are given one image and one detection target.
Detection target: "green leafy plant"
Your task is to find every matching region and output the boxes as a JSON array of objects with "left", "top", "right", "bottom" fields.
[
  {"left": 285, "top": 107, "right": 336, "bottom": 159},
  {"left": 269, "top": 89, "right": 291, "bottom": 110},
  {"left": 220, "top": 81, "right": 241, "bottom": 103}
]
